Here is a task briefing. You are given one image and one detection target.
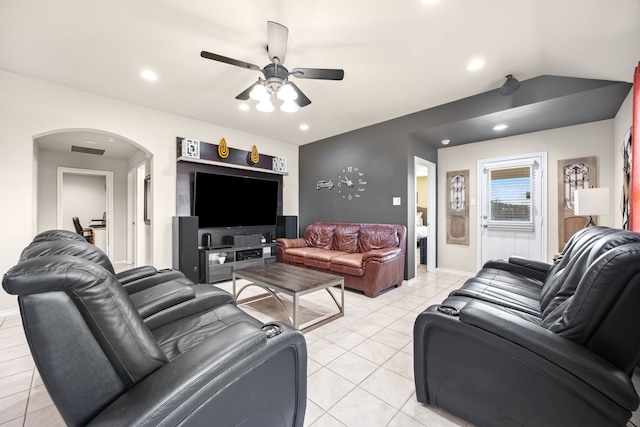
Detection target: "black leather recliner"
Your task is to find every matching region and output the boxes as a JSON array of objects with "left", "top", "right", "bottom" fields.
[
  {"left": 414, "top": 226, "right": 640, "bottom": 427},
  {"left": 26, "top": 229, "right": 186, "bottom": 291},
  {"left": 3, "top": 254, "right": 307, "bottom": 426}
]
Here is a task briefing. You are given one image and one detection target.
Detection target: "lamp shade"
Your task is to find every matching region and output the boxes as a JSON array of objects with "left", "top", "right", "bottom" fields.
[{"left": 574, "top": 188, "right": 611, "bottom": 216}]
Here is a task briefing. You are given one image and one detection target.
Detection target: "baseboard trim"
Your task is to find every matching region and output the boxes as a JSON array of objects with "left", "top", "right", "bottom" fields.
[{"left": 434, "top": 267, "right": 475, "bottom": 276}]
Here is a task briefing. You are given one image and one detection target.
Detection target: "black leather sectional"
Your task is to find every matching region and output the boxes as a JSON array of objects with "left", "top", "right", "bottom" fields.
[
  {"left": 3, "top": 230, "right": 307, "bottom": 427},
  {"left": 414, "top": 226, "right": 640, "bottom": 427}
]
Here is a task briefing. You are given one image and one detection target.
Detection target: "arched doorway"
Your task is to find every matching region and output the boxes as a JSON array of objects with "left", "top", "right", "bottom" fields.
[{"left": 34, "top": 129, "right": 151, "bottom": 266}]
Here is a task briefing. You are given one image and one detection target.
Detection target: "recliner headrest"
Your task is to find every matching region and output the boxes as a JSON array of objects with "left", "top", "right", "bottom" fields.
[{"left": 19, "top": 239, "right": 115, "bottom": 274}]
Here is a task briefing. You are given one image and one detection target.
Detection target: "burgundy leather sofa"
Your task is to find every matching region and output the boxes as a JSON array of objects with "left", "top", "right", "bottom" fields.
[
  {"left": 414, "top": 226, "right": 640, "bottom": 427},
  {"left": 276, "top": 222, "right": 406, "bottom": 297}
]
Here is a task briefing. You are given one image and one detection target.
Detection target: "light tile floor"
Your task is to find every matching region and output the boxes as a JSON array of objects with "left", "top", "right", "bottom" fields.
[{"left": 2, "top": 265, "right": 640, "bottom": 426}]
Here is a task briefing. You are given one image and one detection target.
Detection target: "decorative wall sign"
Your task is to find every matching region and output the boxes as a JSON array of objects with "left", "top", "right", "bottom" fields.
[
  {"left": 557, "top": 156, "right": 597, "bottom": 251},
  {"left": 181, "top": 138, "right": 200, "bottom": 159},
  {"left": 316, "top": 179, "right": 335, "bottom": 190},
  {"left": 337, "top": 166, "right": 366, "bottom": 200},
  {"left": 272, "top": 156, "right": 287, "bottom": 172},
  {"left": 217, "top": 138, "right": 229, "bottom": 159},
  {"left": 446, "top": 170, "right": 469, "bottom": 245}
]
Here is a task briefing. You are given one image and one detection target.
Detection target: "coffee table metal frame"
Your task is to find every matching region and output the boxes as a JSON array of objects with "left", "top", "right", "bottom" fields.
[{"left": 232, "top": 264, "right": 344, "bottom": 333}]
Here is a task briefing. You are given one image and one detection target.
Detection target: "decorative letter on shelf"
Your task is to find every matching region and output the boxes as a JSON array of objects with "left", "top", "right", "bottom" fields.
[
  {"left": 446, "top": 170, "right": 469, "bottom": 245},
  {"left": 557, "top": 156, "right": 597, "bottom": 251}
]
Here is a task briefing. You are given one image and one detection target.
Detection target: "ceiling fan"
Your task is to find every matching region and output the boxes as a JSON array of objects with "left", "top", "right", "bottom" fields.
[{"left": 200, "top": 21, "right": 344, "bottom": 112}]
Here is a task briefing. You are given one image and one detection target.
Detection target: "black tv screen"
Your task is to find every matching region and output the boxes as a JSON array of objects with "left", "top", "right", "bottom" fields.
[{"left": 193, "top": 172, "right": 279, "bottom": 228}]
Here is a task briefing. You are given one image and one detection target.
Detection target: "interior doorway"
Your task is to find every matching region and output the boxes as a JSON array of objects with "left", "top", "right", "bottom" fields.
[
  {"left": 414, "top": 157, "right": 437, "bottom": 274},
  {"left": 127, "top": 161, "right": 150, "bottom": 267},
  {"left": 57, "top": 167, "right": 114, "bottom": 259}
]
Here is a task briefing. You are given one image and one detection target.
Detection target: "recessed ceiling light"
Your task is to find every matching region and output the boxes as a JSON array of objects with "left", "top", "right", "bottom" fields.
[
  {"left": 140, "top": 70, "right": 158, "bottom": 81},
  {"left": 299, "top": 124, "right": 309, "bottom": 131},
  {"left": 493, "top": 124, "right": 509, "bottom": 131},
  {"left": 239, "top": 104, "right": 250, "bottom": 111},
  {"left": 441, "top": 139, "right": 450, "bottom": 145},
  {"left": 466, "top": 59, "right": 485, "bottom": 71},
  {"left": 421, "top": 0, "right": 440, "bottom": 4}
]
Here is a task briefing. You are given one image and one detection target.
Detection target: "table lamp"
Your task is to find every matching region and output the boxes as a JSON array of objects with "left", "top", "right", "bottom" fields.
[{"left": 574, "top": 187, "right": 611, "bottom": 227}]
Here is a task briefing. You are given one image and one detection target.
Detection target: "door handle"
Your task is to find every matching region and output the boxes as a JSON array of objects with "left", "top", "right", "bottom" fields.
[{"left": 482, "top": 224, "right": 488, "bottom": 228}]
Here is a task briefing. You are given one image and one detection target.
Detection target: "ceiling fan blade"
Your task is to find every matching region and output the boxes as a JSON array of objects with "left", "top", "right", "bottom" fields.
[
  {"left": 235, "top": 82, "right": 260, "bottom": 100},
  {"left": 291, "top": 68, "right": 344, "bottom": 80},
  {"left": 267, "top": 21, "right": 288, "bottom": 64},
  {"left": 288, "top": 81, "right": 311, "bottom": 107},
  {"left": 200, "top": 51, "right": 261, "bottom": 72}
]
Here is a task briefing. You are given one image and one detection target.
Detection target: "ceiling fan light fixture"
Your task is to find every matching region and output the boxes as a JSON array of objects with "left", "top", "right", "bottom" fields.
[
  {"left": 499, "top": 74, "right": 520, "bottom": 96},
  {"left": 256, "top": 99, "right": 275, "bottom": 112},
  {"left": 277, "top": 83, "right": 298, "bottom": 101},
  {"left": 280, "top": 99, "right": 299, "bottom": 113},
  {"left": 249, "top": 84, "right": 269, "bottom": 101}
]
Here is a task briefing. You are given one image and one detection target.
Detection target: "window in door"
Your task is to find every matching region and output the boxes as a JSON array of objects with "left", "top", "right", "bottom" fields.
[{"left": 488, "top": 166, "right": 533, "bottom": 230}]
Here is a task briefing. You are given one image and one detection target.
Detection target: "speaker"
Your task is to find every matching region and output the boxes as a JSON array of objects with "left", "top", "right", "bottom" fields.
[
  {"left": 223, "top": 234, "right": 262, "bottom": 247},
  {"left": 172, "top": 216, "right": 199, "bottom": 283},
  {"left": 276, "top": 216, "right": 298, "bottom": 239}
]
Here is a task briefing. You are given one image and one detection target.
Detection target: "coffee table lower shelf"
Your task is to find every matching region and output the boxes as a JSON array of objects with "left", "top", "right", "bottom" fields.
[{"left": 232, "top": 263, "right": 344, "bottom": 333}]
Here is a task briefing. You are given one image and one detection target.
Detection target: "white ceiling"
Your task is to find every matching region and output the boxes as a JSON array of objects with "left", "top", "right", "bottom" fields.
[{"left": 2, "top": 0, "right": 639, "bottom": 147}]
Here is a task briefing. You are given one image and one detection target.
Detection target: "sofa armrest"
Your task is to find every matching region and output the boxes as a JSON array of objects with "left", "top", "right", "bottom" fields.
[
  {"left": 459, "top": 300, "right": 639, "bottom": 411},
  {"left": 89, "top": 322, "right": 307, "bottom": 426},
  {"left": 276, "top": 238, "right": 308, "bottom": 250},
  {"left": 362, "top": 247, "right": 402, "bottom": 263}
]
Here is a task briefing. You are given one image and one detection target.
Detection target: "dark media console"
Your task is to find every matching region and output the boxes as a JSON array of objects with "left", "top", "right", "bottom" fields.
[{"left": 199, "top": 243, "right": 277, "bottom": 283}]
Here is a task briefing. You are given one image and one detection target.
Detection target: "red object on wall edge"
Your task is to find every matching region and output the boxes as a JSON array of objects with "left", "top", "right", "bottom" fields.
[{"left": 629, "top": 63, "right": 640, "bottom": 231}]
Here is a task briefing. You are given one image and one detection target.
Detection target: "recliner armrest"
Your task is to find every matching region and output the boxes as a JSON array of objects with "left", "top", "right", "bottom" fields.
[
  {"left": 482, "top": 259, "right": 547, "bottom": 283},
  {"left": 458, "top": 300, "right": 639, "bottom": 411},
  {"left": 508, "top": 256, "right": 552, "bottom": 274},
  {"left": 121, "top": 270, "right": 186, "bottom": 294},
  {"left": 115, "top": 265, "right": 158, "bottom": 284},
  {"left": 88, "top": 322, "right": 306, "bottom": 427}
]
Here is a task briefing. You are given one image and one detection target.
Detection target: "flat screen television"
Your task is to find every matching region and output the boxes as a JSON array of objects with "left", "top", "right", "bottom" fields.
[{"left": 193, "top": 172, "right": 279, "bottom": 228}]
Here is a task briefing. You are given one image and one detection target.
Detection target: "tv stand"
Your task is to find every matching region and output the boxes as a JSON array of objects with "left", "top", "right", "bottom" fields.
[{"left": 199, "top": 243, "right": 277, "bottom": 283}]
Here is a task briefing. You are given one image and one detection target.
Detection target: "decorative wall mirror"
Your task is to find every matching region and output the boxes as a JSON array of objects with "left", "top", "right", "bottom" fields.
[{"left": 446, "top": 170, "right": 469, "bottom": 245}]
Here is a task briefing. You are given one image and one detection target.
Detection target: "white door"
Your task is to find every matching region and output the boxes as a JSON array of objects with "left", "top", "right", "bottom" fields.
[{"left": 477, "top": 153, "right": 547, "bottom": 268}]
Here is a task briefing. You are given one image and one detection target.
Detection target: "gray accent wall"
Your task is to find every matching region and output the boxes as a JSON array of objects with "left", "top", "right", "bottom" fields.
[{"left": 300, "top": 123, "right": 437, "bottom": 281}]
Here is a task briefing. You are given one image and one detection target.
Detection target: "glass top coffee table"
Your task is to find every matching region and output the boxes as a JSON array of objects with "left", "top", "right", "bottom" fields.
[{"left": 232, "top": 263, "right": 344, "bottom": 333}]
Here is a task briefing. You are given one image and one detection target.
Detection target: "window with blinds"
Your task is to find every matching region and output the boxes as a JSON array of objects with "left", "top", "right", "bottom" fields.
[{"left": 489, "top": 166, "right": 533, "bottom": 228}]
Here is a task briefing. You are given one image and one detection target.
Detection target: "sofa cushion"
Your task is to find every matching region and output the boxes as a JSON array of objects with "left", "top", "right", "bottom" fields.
[
  {"left": 330, "top": 253, "right": 365, "bottom": 276},
  {"left": 304, "top": 250, "right": 347, "bottom": 269},
  {"left": 358, "top": 225, "right": 400, "bottom": 253},
  {"left": 305, "top": 223, "right": 337, "bottom": 249},
  {"left": 332, "top": 224, "right": 361, "bottom": 253},
  {"left": 283, "top": 247, "right": 325, "bottom": 264}
]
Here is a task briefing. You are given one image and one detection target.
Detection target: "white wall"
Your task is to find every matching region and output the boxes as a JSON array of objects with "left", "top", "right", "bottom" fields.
[
  {"left": 437, "top": 119, "right": 617, "bottom": 273},
  {"left": 38, "top": 149, "right": 128, "bottom": 261},
  {"left": 61, "top": 173, "right": 105, "bottom": 231},
  {"left": 0, "top": 70, "right": 299, "bottom": 312}
]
